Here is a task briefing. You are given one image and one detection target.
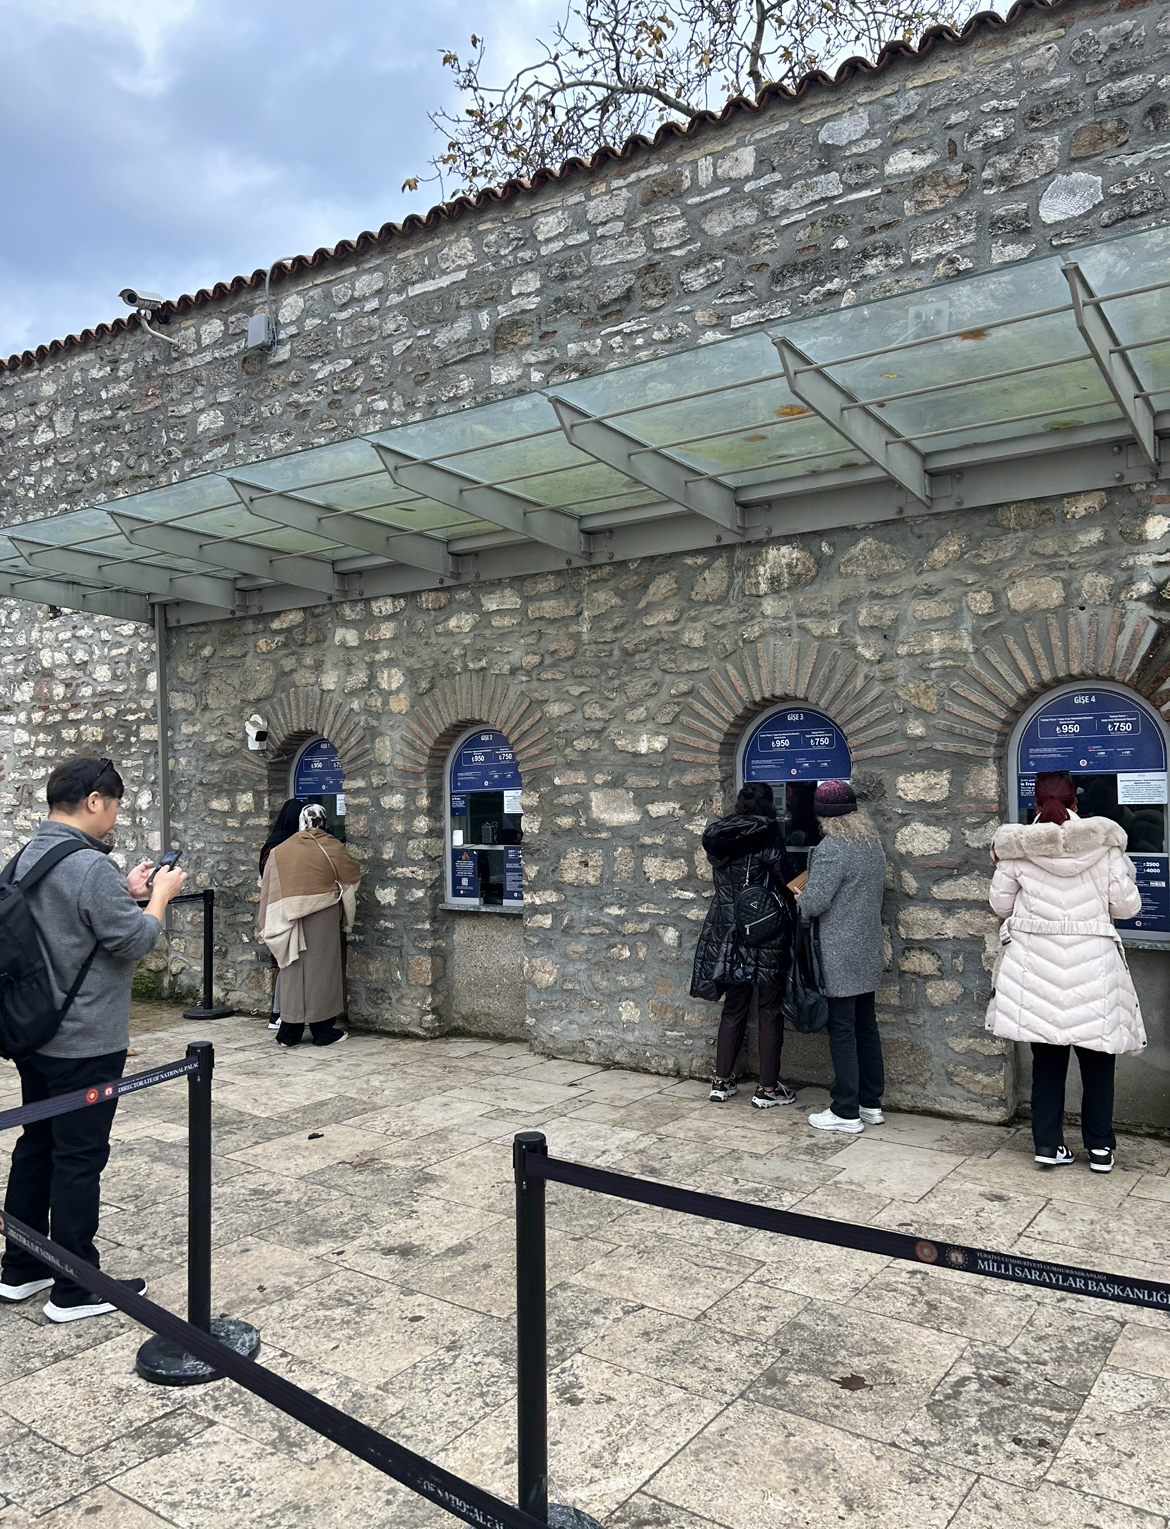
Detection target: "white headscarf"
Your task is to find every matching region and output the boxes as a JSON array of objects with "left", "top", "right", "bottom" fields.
[{"left": 299, "top": 803, "right": 327, "bottom": 832}]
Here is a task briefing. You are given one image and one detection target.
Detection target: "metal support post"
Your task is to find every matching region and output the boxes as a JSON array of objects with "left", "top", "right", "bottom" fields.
[
  {"left": 515, "top": 1131, "right": 549, "bottom": 1523},
  {"left": 136, "top": 1045, "right": 260, "bottom": 1385},
  {"left": 182, "top": 889, "right": 234, "bottom": 1020}
]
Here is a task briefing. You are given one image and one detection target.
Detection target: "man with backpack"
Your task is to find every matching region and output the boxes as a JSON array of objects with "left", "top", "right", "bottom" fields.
[
  {"left": 0, "top": 756, "right": 186, "bottom": 1322},
  {"left": 690, "top": 781, "right": 798, "bottom": 1108}
]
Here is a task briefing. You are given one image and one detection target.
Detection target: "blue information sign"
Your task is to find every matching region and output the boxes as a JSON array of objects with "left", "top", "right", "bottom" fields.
[
  {"left": 742, "top": 706, "right": 851, "bottom": 783},
  {"left": 1122, "top": 855, "right": 1170, "bottom": 933},
  {"left": 451, "top": 730, "right": 522, "bottom": 792},
  {"left": 1017, "top": 691, "right": 1165, "bottom": 778},
  {"left": 451, "top": 849, "right": 479, "bottom": 900},
  {"left": 293, "top": 737, "right": 344, "bottom": 796},
  {"left": 504, "top": 845, "right": 523, "bottom": 904}
]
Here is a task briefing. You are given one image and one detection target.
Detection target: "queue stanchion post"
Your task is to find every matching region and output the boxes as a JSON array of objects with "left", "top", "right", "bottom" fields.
[
  {"left": 515, "top": 1132, "right": 549, "bottom": 1524},
  {"left": 136, "top": 1043, "right": 260, "bottom": 1385},
  {"left": 182, "top": 889, "right": 234, "bottom": 1021}
]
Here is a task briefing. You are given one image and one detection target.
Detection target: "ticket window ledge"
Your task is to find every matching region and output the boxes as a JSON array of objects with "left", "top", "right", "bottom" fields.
[{"left": 440, "top": 900, "right": 524, "bottom": 916}]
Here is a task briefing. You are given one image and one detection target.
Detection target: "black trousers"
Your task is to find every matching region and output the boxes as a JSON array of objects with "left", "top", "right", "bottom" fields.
[
  {"left": 715, "top": 985, "right": 782, "bottom": 1089},
  {"left": 1031, "top": 1043, "right": 1116, "bottom": 1151},
  {"left": 827, "top": 992, "right": 884, "bottom": 1120},
  {"left": 2, "top": 1049, "right": 126, "bottom": 1305}
]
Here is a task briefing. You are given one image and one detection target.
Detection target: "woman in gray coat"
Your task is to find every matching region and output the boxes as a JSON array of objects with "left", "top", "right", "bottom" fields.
[{"left": 795, "top": 780, "right": 887, "bottom": 1135}]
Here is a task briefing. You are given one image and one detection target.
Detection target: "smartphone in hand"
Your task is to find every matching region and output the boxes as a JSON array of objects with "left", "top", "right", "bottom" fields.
[{"left": 146, "top": 848, "right": 183, "bottom": 889}]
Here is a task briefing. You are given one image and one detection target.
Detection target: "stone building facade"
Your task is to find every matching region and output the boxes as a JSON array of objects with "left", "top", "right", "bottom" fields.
[{"left": 2, "top": 0, "right": 1170, "bottom": 1121}]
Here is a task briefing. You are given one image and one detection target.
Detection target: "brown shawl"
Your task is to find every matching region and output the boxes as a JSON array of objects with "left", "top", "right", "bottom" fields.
[{"left": 257, "top": 829, "right": 361, "bottom": 969}]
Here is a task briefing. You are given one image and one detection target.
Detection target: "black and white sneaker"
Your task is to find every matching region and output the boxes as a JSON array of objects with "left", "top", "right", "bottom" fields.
[
  {"left": 752, "top": 1084, "right": 796, "bottom": 1109},
  {"left": 709, "top": 1076, "right": 738, "bottom": 1103},
  {"left": 1088, "top": 1148, "right": 1115, "bottom": 1174},
  {"left": 44, "top": 1277, "right": 147, "bottom": 1325},
  {"left": 0, "top": 1276, "right": 53, "bottom": 1302},
  {"left": 1034, "top": 1145, "right": 1075, "bottom": 1167}
]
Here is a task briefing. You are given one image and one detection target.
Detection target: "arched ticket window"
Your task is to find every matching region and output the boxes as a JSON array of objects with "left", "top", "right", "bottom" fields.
[
  {"left": 736, "top": 704, "right": 852, "bottom": 864},
  {"left": 1010, "top": 681, "right": 1170, "bottom": 945},
  {"left": 445, "top": 727, "right": 523, "bottom": 909},
  {"left": 290, "top": 736, "right": 346, "bottom": 842}
]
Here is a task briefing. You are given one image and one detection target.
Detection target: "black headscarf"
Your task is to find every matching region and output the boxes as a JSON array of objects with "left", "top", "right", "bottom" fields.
[{"left": 260, "top": 798, "right": 307, "bottom": 875}]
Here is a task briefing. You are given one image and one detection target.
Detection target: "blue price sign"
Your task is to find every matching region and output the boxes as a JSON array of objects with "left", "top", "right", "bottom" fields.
[
  {"left": 742, "top": 707, "right": 851, "bottom": 783},
  {"left": 504, "top": 844, "right": 523, "bottom": 904},
  {"left": 1120, "top": 856, "right": 1170, "bottom": 933},
  {"left": 293, "top": 737, "right": 344, "bottom": 796},
  {"left": 1017, "top": 691, "right": 1165, "bottom": 777},
  {"left": 451, "top": 730, "right": 522, "bottom": 792},
  {"left": 451, "top": 849, "right": 479, "bottom": 900}
]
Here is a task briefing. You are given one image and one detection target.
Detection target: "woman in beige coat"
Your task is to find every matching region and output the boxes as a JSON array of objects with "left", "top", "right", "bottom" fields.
[{"left": 986, "top": 771, "right": 1143, "bottom": 1173}]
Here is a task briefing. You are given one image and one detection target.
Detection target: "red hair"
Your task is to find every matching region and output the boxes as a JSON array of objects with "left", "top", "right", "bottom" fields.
[{"left": 1034, "top": 771, "right": 1077, "bottom": 825}]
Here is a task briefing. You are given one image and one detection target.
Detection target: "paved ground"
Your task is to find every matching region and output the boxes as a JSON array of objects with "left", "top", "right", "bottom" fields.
[{"left": 1, "top": 1002, "right": 1169, "bottom": 1528}]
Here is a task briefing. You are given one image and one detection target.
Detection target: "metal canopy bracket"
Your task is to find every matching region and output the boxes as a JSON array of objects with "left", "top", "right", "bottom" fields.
[
  {"left": 369, "top": 443, "right": 590, "bottom": 560},
  {"left": 7, "top": 537, "right": 237, "bottom": 611},
  {"left": 109, "top": 512, "right": 342, "bottom": 599},
  {"left": 548, "top": 397, "right": 742, "bottom": 535},
  {"left": 1062, "top": 261, "right": 1159, "bottom": 470},
  {"left": 771, "top": 336, "right": 933, "bottom": 506},
  {"left": 226, "top": 478, "right": 454, "bottom": 580},
  {"left": 0, "top": 570, "right": 151, "bottom": 624}
]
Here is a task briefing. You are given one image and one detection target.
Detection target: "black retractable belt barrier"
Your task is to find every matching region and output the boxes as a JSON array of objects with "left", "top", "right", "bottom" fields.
[
  {"left": 0, "top": 1056, "right": 199, "bottom": 1134},
  {"left": 518, "top": 1140, "right": 1170, "bottom": 1313},
  {"left": 179, "top": 889, "right": 234, "bottom": 1021},
  {"left": 0, "top": 1208, "right": 545, "bottom": 1529},
  {"left": 136, "top": 1042, "right": 260, "bottom": 1385}
]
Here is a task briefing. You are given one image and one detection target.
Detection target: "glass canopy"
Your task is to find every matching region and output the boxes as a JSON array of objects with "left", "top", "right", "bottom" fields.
[{"left": 2, "top": 223, "right": 1167, "bottom": 624}]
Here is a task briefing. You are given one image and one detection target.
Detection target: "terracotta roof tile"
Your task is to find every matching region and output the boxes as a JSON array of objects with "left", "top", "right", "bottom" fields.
[{"left": 2, "top": 0, "right": 1069, "bottom": 372}]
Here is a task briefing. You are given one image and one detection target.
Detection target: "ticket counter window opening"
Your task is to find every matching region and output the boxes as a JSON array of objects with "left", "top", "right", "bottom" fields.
[
  {"left": 736, "top": 704, "right": 853, "bottom": 864},
  {"left": 1009, "top": 682, "right": 1170, "bottom": 943},
  {"left": 290, "top": 736, "right": 347, "bottom": 843},
  {"left": 447, "top": 728, "right": 523, "bottom": 908}
]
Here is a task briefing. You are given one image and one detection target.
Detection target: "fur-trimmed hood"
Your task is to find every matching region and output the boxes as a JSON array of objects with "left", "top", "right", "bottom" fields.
[{"left": 992, "top": 815, "right": 1128, "bottom": 875}]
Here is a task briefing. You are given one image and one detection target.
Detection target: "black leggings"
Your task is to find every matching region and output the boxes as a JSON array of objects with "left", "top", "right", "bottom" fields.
[
  {"left": 826, "top": 992, "right": 884, "bottom": 1120},
  {"left": 1031, "top": 1043, "right": 1116, "bottom": 1151},
  {"left": 715, "top": 985, "right": 782, "bottom": 1089}
]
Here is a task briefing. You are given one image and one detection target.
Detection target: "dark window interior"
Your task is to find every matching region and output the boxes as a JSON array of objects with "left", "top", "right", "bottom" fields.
[{"left": 1023, "top": 773, "right": 1165, "bottom": 855}]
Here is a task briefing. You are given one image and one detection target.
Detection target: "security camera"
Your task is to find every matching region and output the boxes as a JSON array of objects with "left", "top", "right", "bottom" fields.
[
  {"left": 245, "top": 714, "right": 269, "bottom": 751},
  {"left": 119, "top": 288, "right": 164, "bottom": 311}
]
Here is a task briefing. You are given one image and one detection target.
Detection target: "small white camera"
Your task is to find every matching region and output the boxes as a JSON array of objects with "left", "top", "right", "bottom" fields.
[
  {"left": 119, "top": 288, "right": 165, "bottom": 311},
  {"left": 245, "top": 714, "right": 269, "bottom": 751}
]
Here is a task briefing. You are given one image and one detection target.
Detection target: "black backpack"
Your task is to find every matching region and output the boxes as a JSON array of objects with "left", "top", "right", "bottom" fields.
[
  {"left": 0, "top": 841, "right": 101, "bottom": 1061},
  {"left": 733, "top": 855, "right": 788, "bottom": 948}
]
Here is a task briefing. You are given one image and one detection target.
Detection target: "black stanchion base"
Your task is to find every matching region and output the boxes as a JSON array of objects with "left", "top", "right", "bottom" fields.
[
  {"left": 182, "top": 1005, "right": 235, "bottom": 1021},
  {"left": 136, "top": 1317, "right": 260, "bottom": 1386},
  {"left": 549, "top": 1508, "right": 604, "bottom": 1528}
]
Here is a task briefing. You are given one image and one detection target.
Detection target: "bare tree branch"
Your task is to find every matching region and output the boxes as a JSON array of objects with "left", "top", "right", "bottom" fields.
[{"left": 412, "top": 0, "right": 981, "bottom": 197}]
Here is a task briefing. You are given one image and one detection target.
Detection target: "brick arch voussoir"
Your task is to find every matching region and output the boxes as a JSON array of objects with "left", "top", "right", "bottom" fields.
[
  {"left": 934, "top": 604, "right": 1170, "bottom": 760},
  {"left": 671, "top": 637, "right": 903, "bottom": 774},
  {"left": 393, "top": 674, "right": 555, "bottom": 790},
  {"left": 236, "top": 686, "right": 375, "bottom": 786}
]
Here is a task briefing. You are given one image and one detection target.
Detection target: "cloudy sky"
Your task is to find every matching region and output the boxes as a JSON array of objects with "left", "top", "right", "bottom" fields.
[{"left": 0, "top": 0, "right": 562, "bottom": 359}]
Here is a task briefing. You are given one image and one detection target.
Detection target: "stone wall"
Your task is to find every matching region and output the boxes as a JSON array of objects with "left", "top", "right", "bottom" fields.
[
  {"left": 1, "top": 0, "right": 1170, "bottom": 1117},
  {"left": 162, "top": 482, "right": 1169, "bottom": 1122}
]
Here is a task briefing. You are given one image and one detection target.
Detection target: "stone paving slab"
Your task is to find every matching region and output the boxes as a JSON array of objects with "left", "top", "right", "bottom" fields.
[{"left": 0, "top": 1001, "right": 1168, "bottom": 1527}]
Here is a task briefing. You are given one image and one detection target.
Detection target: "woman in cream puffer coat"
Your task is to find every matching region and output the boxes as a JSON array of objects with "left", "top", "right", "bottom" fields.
[{"left": 985, "top": 774, "right": 1144, "bottom": 1172}]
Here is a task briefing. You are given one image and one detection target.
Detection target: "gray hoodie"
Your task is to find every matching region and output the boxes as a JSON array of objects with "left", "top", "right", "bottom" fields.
[{"left": 13, "top": 820, "right": 161, "bottom": 1058}]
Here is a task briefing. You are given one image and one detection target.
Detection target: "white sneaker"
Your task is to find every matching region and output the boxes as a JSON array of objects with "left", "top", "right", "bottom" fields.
[
  {"left": 43, "top": 1276, "right": 147, "bottom": 1324},
  {"left": 860, "top": 1107, "right": 885, "bottom": 1125},
  {"left": 0, "top": 1276, "right": 53, "bottom": 1302},
  {"left": 808, "top": 1108, "right": 864, "bottom": 1134}
]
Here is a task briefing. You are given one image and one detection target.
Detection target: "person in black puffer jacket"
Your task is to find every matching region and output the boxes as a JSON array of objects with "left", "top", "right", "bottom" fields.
[{"left": 690, "top": 782, "right": 798, "bottom": 1109}]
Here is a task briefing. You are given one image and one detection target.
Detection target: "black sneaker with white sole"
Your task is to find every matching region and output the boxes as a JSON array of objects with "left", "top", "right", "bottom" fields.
[
  {"left": 0, "top": 1275, "right": 54, "bottom": 1302},
  {"left": 1088, "top": 1148, "right": 1115, "bottom": 1174},
  {"left": 43, "top": 1277, "right": 147, "bottom": 1324},
  {"left": 1034, "top": 1145, "right": 1075, "bottom": 1167},
  {"left": 752, "top": 1084, "right": 797, "bottom": 1109},
  {"left": 709, "top": 1076, "right": 738, "bottom": 1103}
]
